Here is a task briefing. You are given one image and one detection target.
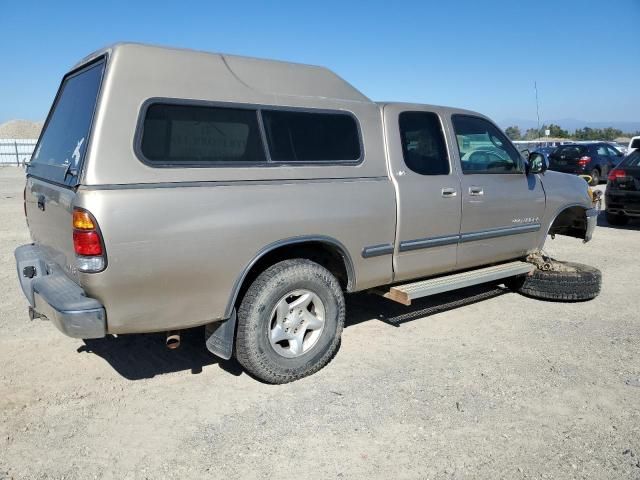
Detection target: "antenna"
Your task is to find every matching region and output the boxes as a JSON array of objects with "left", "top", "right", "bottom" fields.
[{"left": 534, "top": 81, "right": 541, "bottom": 136}]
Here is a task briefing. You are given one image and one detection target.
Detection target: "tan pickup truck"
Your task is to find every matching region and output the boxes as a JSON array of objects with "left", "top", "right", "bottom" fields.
[{"left": 15, "top": 43, "right": 600, "bottom": 383}]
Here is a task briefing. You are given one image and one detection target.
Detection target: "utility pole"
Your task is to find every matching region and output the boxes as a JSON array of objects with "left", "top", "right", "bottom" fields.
[{"left": 534, "top": 81, "right": 541, "bottom": 137}]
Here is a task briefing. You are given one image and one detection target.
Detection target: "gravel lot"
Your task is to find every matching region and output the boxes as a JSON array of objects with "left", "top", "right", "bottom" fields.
[{"left": 0, "top": 166, "right": 639, "bottom": 479}]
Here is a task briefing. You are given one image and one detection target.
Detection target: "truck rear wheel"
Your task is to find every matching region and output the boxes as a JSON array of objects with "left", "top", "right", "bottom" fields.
[
  {"left": 506, "top": 261, "right": 601, "bottom": 301},
  {"left": 235, "top": 259, "right": 345, "bottom": 384}
]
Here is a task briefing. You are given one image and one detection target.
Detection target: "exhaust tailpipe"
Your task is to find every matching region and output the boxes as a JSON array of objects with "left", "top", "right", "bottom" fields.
[{"left": 166, "top": 331, "right": 181, "bottom": 350}]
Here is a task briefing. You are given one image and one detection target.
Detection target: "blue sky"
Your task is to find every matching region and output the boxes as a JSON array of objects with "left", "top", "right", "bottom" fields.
[{"left": 1, "top": 0, "right": 638, "bottom": 127}]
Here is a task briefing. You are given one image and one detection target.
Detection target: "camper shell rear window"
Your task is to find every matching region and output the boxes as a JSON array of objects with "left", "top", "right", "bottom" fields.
[{"left": 28, "top": 57, "right": 106, "bottom": 186}]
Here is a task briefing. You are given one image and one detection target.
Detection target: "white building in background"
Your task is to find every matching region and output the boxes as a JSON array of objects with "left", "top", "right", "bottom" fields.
[{"left": 0, "top": 139, "right": 37, "bottom": 165}]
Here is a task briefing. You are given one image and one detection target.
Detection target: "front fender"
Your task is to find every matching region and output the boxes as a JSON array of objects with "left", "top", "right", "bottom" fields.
[{"left": 537, "top": 171, "right": 595, "bottom": 247}]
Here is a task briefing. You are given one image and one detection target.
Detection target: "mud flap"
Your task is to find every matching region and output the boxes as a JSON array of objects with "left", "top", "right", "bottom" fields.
[{"left": 204, "top": 309, "right": 237, "bottom": 360}]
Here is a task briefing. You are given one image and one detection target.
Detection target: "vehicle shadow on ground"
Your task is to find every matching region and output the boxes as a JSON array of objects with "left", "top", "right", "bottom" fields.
[
  {"left": 596, "top": 210, "right": 640, "bottom": 230},
  {"left": 78, "top": 327, "right": 243, "bottom": 380},
  {"left": 78, "top": 284, "right": 508, "bottom": 381}
]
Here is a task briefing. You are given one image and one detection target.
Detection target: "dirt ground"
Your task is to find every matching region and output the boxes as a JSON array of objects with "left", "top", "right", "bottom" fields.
[{"left": 0, "top": 166, "right": 638, "bottom": 480}]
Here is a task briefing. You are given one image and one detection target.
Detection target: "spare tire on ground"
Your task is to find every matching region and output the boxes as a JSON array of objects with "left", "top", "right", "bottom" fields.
[{"left": 506, "top": 260, "right": 601, "bottom": 302}]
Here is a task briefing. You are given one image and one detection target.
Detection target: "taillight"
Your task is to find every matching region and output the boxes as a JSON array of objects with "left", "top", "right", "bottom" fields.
[
  {"left": 72, "top": 208, "right": 106, "bottom": 272},
  {"left": 608, "top": 168, "right": 626, "bottom": 182},
  {"left": 73, "top": 231, "right": 103, "bottom": 256},
  {"left": 578, "top": 156, "right": 591, "bottom": 167}
]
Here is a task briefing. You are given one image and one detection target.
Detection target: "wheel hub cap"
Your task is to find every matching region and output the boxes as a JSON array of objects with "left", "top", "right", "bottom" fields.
[{"left": 268, "top": 289, "right": 326, "bottom": 358}]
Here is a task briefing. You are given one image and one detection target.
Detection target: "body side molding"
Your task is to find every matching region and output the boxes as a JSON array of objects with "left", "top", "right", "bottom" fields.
[
  {"left": 391, "top": 224, "right": 542, "bottom": 254},
  {"left": 399, "top": 234, "right": 459, "bottom": 252},
  {"left": 459, "top": 223, "right": 541, "bottom": 243},
  {"left": 361, "top": 243, "right": 394, "bottom": 258}
]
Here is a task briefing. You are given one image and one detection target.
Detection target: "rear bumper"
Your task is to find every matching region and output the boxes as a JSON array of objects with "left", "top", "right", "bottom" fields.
[
  {"left": 14, "top": 244, "right": 106, "bottom": 339},
  {"left": 606, "top": 192, "right": 640, "bottom": 217},
  {"left": 606, "top": 207, "right": 640, "bottom": 217},
  {"left": 549, "top": 166, "right": 586, "bottom": 175}
]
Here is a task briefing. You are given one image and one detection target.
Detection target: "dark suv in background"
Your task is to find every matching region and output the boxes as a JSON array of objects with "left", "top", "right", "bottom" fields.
[
  {"left": 605, "top": 150, "right": 640, "bottom": 225},
  {"left": 548, "top": 142, "right": 624, "bottom": 185}
]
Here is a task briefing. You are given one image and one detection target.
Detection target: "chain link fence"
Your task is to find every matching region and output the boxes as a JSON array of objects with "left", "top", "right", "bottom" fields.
[{"left": 0, "top": 139, "right": 37, "bottom": 166}]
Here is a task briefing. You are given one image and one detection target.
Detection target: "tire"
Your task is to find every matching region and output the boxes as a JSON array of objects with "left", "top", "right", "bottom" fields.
[
  {"left": 235, "top": 259, "right": 345, "bottom": 384},
  {"left": 588, "top": 168, "right": 600, "bottom": 186},
  {"left": 507, "top": 261, "right": 601, "bottom": 302},
  {"left": 606, "top": 211, "right": 629, "bottom": 226}
]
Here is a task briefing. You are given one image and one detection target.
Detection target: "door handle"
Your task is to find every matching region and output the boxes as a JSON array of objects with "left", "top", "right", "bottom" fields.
[
  {"left": 441, "top": 187, "right": 457, "bottom": 197},
  {"left": 469, "top": 186, "right": 484, "bottom": 196}
]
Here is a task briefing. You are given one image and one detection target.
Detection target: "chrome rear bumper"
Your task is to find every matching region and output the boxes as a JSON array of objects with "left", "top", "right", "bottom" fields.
[{"left": 15, "top": 244, "right": 106, "bottom": 339}]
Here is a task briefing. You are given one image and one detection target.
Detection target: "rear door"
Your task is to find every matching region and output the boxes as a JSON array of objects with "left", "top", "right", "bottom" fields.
[
  {"left": 450, "top": 114, "right": 546, "bottom": 269},
  {"left": 593, "top": 144, "right": 612, "bottom": 177},
  {"left": 25, "top": 57, "right": 106, "bottom": 279},
  {"left": 384, "top": 105, "right": 461, "bottom": 282}
]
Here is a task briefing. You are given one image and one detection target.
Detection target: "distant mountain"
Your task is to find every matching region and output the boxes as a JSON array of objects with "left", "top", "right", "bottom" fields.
[{"left": 500, "top": 118, "right": 640, "bottom": 133}]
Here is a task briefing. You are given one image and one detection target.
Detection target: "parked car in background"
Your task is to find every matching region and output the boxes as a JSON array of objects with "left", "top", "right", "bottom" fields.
[
  {"left": 548, "top": 142, "right": 624, "bottom": 185},
  {"left": 628, "top": 136, "right": 640, "bottom": 155},
  {"left": 605, "top": 150, "right": 640, "bottom": 225}
]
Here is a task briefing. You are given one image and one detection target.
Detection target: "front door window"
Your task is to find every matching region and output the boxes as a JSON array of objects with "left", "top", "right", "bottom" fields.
[{"left": 452, "top": 115, "right": 523, "bottom": 174}]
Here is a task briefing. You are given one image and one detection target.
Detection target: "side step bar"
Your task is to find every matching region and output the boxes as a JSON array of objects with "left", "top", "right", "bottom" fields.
[{"left": 381, "top": 261, "right": 534, "bottom": 306}]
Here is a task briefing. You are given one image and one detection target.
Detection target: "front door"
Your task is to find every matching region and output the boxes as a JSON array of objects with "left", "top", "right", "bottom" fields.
[
  {"left": 449, "top": 114, "right": 546, "bottom": 269},
  {"left": 384, "top": 106, "right": 462, "bottom": 282}
]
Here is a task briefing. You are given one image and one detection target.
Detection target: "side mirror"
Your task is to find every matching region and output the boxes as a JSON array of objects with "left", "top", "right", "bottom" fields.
[{"left": 528, "top": 152, "right": 548, "bottom": 174}]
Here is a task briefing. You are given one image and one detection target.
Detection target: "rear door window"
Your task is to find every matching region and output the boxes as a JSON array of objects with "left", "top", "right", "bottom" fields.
[
  {"left": 606, "top": 145, "right": 622, "bottom": 157},
  {"left": 398, "top": 111, "right": 449, "bottom": 175},
  {"left": 261, "top": 110, "right": 361, "bottom": 163},
  {"left": 622, "top": 151, "right": 640, "bottom": 168},
  {"left": 29, "top": 58, "right": 105, "bottom": 185}
]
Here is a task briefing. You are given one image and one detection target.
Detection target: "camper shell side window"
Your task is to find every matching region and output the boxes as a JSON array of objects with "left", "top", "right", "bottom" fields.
[{"left": 136, "top": 99, "right": 364, "bottom": 168}]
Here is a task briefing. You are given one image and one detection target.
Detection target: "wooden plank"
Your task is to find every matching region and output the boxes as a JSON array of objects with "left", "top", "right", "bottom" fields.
[{"left": 384, "top": 288, "right": 411, "bottom": 306}]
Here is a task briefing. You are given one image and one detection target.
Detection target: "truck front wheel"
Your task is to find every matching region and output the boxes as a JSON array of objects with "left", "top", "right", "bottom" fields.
[
  {"left": 235, "top": 259, "right": 345, "bottom": 384},
  {"left": 506, "top": 261, "right": 601, "bottom": 301}
]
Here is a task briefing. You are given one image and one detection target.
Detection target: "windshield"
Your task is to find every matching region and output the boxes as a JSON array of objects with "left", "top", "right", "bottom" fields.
[{"left": 30, "top": 58, "right": 105, "bottom": 184}]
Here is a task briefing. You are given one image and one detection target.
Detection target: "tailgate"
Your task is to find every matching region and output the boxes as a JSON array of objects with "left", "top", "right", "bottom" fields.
[
  {"left": 549, "top": 145, "right": 587, "bottom": 170},
  {"left": 609, "top": 166, "right": 640, "bottom": 209},
  {"left": 25, "top": 177, "right": 79, "bottom": 281},
  {"left": 612, "top": 166, "right": 640, "bottom": 192}
]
